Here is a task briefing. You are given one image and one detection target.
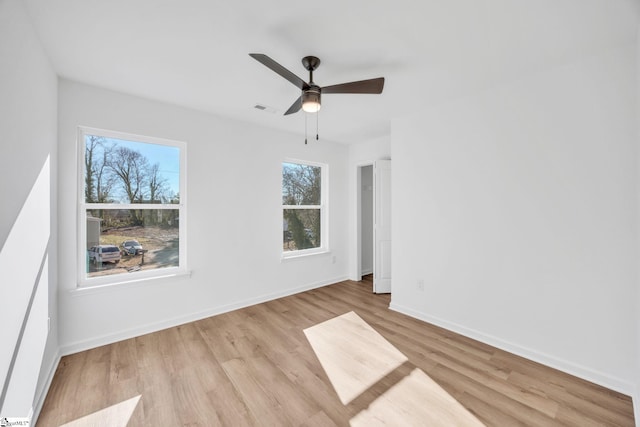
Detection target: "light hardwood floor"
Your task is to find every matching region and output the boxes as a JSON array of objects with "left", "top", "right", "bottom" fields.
[{"left": 37, "top": 277, "right": 635, "bottom": 426}]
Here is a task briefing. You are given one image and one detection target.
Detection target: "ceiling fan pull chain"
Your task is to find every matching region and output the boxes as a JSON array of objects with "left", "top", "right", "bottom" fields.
[
  {"left": 305, "top": 113, "right": 308, "bottom": 145},
  {"left": 316, "top": 111, "right": 319, "bottom": 141}
]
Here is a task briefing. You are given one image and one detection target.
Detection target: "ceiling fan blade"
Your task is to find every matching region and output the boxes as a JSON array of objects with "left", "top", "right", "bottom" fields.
[
  {"left": 249, "top": 53, "right": 309, "bottom": 90},
  {"left": 284, "top": 96, "right": 302, "bottom": 115},
  {"left": 322, "top": 77, "right": 385, "bottom": 94}
]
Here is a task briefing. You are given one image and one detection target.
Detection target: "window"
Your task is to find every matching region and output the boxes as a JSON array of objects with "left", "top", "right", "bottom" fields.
[
  {"left": 78, "top": 127, "right": 186, "bottom": 286},
  {"left": 282, "top": 160, "right": 327, "bottom": 257}
]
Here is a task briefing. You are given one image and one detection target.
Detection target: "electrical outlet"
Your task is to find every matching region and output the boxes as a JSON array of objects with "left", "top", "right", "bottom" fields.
[{"left": 416, "top": 279, "right": 424, "bottom": 291}]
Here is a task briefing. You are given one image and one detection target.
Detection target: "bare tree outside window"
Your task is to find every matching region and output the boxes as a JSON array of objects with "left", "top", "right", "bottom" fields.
[
  {"left": 282, "top": 162, "right": 324, "bottom": 253},
  {"left": 85, "top": 135, "right": 117, "bottom": 204}
]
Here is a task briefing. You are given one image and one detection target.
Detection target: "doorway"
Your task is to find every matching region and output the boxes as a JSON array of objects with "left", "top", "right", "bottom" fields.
[
  {"left": 357, "top": 160, "right": 391, "bottom": 294},
  {"left": 360, "top": 165, "right": 374, "bottom": 278}
]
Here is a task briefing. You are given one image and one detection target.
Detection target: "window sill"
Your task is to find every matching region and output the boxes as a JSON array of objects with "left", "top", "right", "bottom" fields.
[
  {"left": 281, "top": 249, "right": 330, "bottom": 262},
  {"left": 71, "top": 268, "right": 191, "bottom": 296}
]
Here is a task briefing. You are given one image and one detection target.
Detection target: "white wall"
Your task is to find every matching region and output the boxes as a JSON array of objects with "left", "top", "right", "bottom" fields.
[
  {"left": 391, "top": 43, "right": 638, "bottom": 394},
  {"left": 348, "top": 136, "right": 391, "bottom": 280},
  {"left": 0, "top": 0, "right": 58, "bottom": 419},
  {"left": 57, "top": 80, "right": 350, "bottom": 352}
]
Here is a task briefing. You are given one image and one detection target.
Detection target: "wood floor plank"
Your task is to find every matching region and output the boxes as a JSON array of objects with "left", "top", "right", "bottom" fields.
[
  {"left": 429, "top": 363, "right": 559, "bottom": 426},
  {"left": 456, "top": 391, "right": 529, "bottom": 427},
  {"left": 222, "top": 356, "right": 317, "bottom": 426},
  {"left": 300, "top": 410, "right": 339, "bottom": 427},
  {"left": 134, "top": 332, "right": 180, "bottom": 426},
  {"left": 495, "top": 351, "right": 635, "bottom": 420},
  {"left": 38, "top": 353, "right": 87, "bottom": 426},
  {"left": 37, "top": 279, "right": 635, "bottom": 426},
  {"left": 508, "top": 370, "right": 634, "bottom": 426},
  {"left": 170, "top": 366, "right": 224, "bottom": 426},
  {"left": 373, "top": 319, "right": 510, "bottom": 381}
]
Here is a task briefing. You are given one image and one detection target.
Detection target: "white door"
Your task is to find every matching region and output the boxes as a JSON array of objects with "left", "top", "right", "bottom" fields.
[{"left": 373, "top": 160, "right": 391, "bottom": 293}]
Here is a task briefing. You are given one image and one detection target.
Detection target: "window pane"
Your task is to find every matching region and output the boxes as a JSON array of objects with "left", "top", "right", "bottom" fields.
[
  {"left": 283, "top": 209, "right": 321, "bottom": 251},
  {"left": 282, "top": 162, "right": 321, "bottom": 205},
  {"left": 85, "top": 209, "right": 179, "bottom": 278},
  {"left": 84, "top": 135, "right": 180, "bottom": 204}
]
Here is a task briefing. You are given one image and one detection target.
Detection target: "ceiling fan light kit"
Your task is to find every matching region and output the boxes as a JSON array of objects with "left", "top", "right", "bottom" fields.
[
  {"left": 249, "top": 53, "right": 384, "bottom": 143},
  {"left": 301, "top": 87, "right": 321, "bottom": 113}
]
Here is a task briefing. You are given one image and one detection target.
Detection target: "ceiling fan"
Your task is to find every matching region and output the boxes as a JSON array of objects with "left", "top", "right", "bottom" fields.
[{"left": 249, "top": 53, "right": 385, "bottom": 115}]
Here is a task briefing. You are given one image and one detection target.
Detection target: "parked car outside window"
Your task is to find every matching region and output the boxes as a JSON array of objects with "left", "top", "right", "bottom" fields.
[
  {"left": 88, "top": 245, "right": 121, "bottom": 264},
  {"left": 121, "top": 240, "right": 143, "bottom": 255}
]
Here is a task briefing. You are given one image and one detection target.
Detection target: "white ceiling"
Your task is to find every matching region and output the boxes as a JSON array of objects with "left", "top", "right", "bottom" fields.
[{"left": 24, "top": 0, "right": 638, "bottom": 144}]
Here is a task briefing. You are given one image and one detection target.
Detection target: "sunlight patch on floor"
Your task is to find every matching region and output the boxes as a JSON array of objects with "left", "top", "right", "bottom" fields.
[
  {"left": 60, "top": 395, "right": 141, "bottom": 427},
  {"left": 304, "top": 311, "right": 408, "bottom": 405},
  {"left": 350, "top": 368, "right": 485, "bottom": 426},
  {"left": 305, "top": 311, "right": 485, "bottom": 426}
]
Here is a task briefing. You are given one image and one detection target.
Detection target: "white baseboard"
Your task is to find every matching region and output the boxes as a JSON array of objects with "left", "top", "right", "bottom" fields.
[
  {"left": 32, "top": 349, "right": 60, "bottom": 426},
  {"left": 389, "top": 301, "right": 636, "bottom": 398},
  {"left": 59, "top": 276, "right": 347, "bottom": 356},
  {"left": 348, "top": 271, "right": 372, "bottom": 281}
]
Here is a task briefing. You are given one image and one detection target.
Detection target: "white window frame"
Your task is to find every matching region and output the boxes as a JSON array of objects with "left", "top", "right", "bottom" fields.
[
  {"left": 77, "top": 126, "right": 188, "bottom": 287},
  {"left": 281, "top": 159, "right": 328, "bottom": 259}
]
